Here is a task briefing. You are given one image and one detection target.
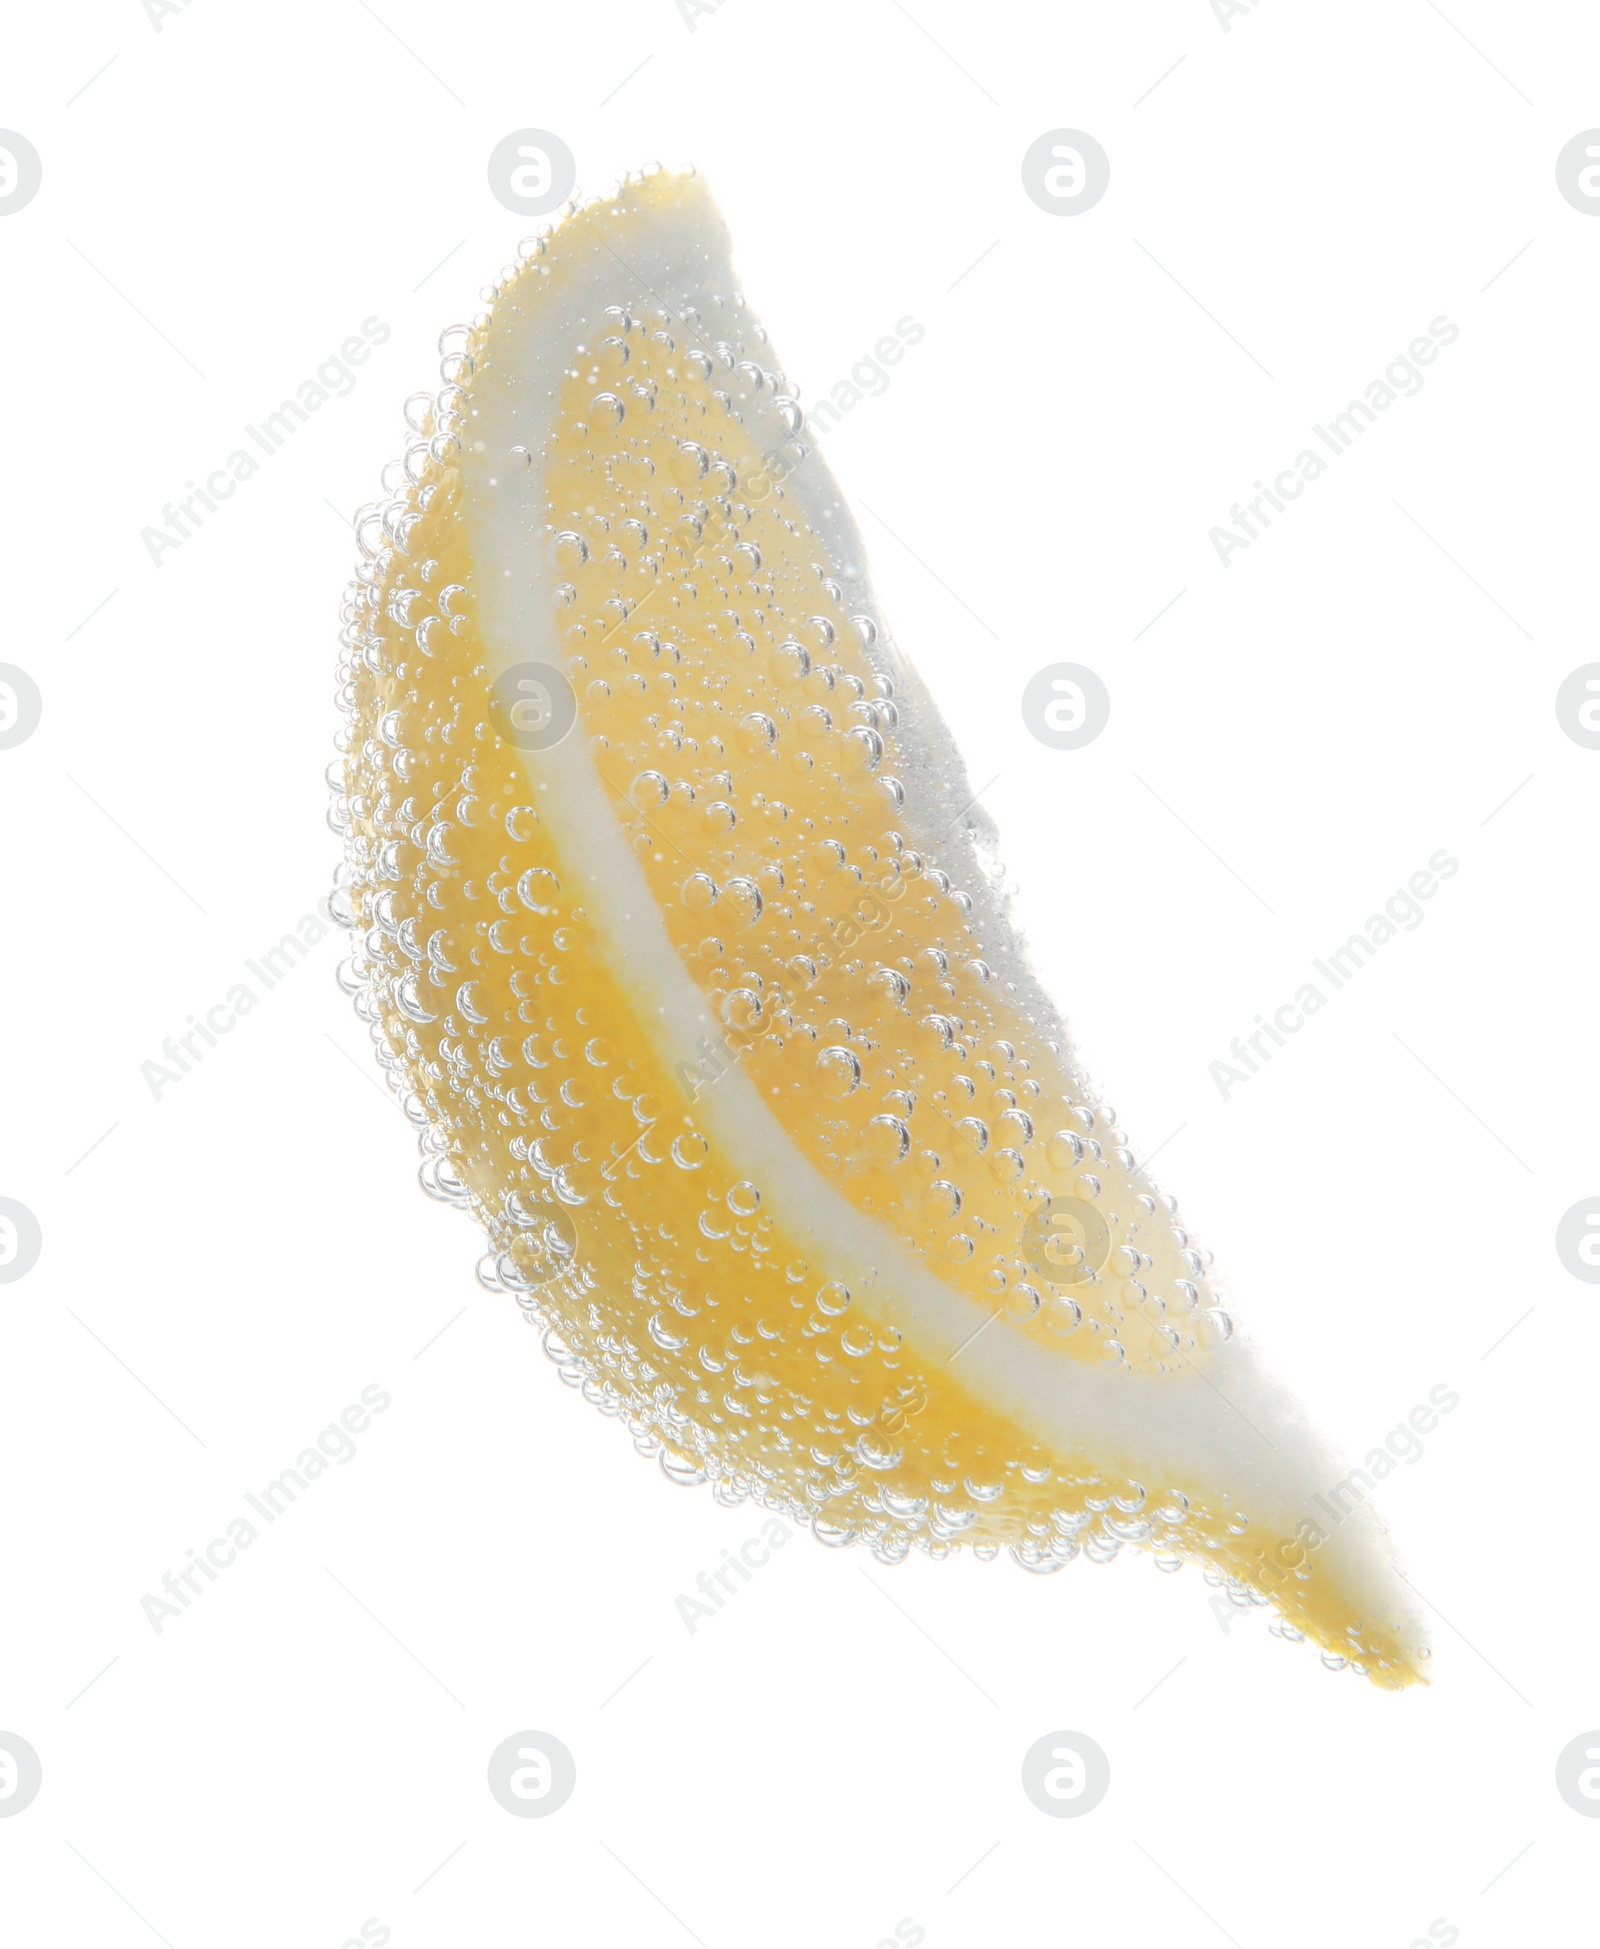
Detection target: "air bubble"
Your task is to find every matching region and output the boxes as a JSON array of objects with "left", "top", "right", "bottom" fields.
[
  {"left": 671, "top": 441, "right": 709, "bottom": 484},
  {"left": 771, "top": 640, "right": 810, "bottom": 685},
  {"left": 517, "top": 868, "right": 561, "bottom": 913},
  {"left": 816, "top": 1046, "right": 862, "bottom": 1098},
  {"left": 722, "top": 877, "right": 764, "bottom": 925},
  {"left": 843, "top": 726, "right": 883, "bottom": 772}
]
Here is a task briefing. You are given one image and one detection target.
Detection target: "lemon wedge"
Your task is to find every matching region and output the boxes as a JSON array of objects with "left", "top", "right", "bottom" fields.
[{"left": 333, "top": 167, "right": 1427, "bottom": 1688}]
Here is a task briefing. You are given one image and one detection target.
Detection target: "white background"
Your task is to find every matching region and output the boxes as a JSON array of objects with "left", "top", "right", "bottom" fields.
[{"left": 3, "top": 2, "right": 1596, "bottom": 1944}]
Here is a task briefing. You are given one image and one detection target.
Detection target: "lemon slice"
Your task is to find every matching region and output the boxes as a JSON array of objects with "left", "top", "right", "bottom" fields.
[{"left": 333, "top": 167, "right": 1427, "bottom": 1687}]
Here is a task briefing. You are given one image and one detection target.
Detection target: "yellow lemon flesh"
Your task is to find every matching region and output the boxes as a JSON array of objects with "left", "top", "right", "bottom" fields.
[{"left": 333, "top": 168, "right": 1427, "bottom": 1688}]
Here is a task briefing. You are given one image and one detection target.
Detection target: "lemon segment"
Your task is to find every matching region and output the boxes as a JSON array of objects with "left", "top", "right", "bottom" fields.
[{"left": 334, "top": 169, "right": 1428, "bottom": 1688}]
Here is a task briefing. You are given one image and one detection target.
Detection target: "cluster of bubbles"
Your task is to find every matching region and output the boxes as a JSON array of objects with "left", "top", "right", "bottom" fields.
[
  {"left": 520, "top": 258, "right": 1235, "bottom": 1384},
  {"left": 323, "top": 178, "right": 1392, "bottom": 1677}
]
